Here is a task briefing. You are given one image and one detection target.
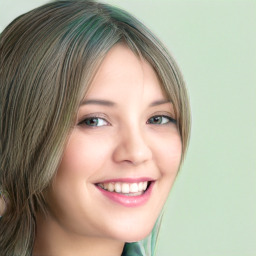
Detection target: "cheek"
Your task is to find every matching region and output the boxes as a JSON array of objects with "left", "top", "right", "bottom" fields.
[
  {"left": 58, "top": 132, "right": 112, "bottom": 179},
  {"left": 154, "top": 132, "right": 182, "bottom": 177}
]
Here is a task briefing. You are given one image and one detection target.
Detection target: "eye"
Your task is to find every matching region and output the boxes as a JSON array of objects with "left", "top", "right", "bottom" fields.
[
  {"left": 147, "top": 115, "right": 176, "bottom": 125},
  {"left": 79, "top": 117, "right": 108, "bottom": 127}
]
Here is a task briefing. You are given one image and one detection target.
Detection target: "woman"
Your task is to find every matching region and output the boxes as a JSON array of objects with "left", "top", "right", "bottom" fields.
[{"left": 0, "top": 0, "right": 190, "bottom": 255}]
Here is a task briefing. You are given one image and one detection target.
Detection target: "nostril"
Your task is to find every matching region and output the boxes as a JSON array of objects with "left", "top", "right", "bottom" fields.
[{"left": 112, "top": 130, "right": 153, "bottom": 165}]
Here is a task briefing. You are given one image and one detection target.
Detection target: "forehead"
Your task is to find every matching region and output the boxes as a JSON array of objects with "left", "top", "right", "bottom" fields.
[{"left": 85, "top": 44, "right": 165, "bottom": 102}]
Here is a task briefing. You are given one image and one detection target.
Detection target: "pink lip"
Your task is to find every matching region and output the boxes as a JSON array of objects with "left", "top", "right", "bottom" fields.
[{"left": 95, "top": 181, "right": 155, "bottom": 207}]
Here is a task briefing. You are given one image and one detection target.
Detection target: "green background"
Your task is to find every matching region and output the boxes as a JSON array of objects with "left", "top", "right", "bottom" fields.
[{"left": 1, "top": 0, "right": 255, "bottom": 255}]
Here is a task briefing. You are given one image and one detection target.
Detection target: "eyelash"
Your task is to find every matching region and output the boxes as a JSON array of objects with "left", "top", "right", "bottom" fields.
[
  {"left": 78, "top": 116, "right": 109, "bottom": 127},
  {"left": 78, "top": 115, "right": 176, "bottom": 128},
  {"left": 147, "top": 115, "right": 176, "bottom": 125}
]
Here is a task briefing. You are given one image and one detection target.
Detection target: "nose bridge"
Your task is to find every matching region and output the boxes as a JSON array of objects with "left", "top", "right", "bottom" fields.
[{"left": 113, "top": 121, "right": 152, "bottom": 165}]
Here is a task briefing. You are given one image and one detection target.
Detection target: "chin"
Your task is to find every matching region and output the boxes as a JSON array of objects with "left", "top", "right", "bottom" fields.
[
  {"left": 124, "top": 232, "right": 152, "bottom": 243},
  {"left": 110, "top": 219, "right": 155, "bottom": 243}
]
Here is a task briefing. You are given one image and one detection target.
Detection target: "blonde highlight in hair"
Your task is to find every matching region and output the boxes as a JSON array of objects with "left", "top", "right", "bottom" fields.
[{"left": 0, "top": 0, "right": 190, "bottom": 254}]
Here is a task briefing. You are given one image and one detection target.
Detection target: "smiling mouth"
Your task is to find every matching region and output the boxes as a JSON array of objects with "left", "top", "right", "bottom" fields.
[
  {"left": 95, "top": 180, "right": 154, "bottom": 207},
  {"left": 96, "top": 181, "right": 151, "bottom": 196}
]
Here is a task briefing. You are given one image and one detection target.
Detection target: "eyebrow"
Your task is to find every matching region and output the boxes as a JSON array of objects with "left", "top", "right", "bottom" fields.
[
  {"left": 79, "top": 99, "right": 172, "bottom": 107},
  {"left": 80, "top": 99, "right": 116, "bottom": 107},
  {"left": 149, "top": 99, "right": 172, "bottom": 107}
]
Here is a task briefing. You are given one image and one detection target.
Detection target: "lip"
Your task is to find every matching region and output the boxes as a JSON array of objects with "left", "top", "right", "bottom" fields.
[{"left": 95, "top": 180, "right": 155, "bottom": 207}]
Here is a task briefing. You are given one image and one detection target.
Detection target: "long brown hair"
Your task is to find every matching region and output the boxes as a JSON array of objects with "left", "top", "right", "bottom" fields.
[{"left": 0, "top": 1, "right": 190, "bottom": 255}]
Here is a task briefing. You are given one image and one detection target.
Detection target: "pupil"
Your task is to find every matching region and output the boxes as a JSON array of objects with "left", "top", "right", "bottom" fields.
[
  {"left": 153, "top": 116, "right": 161, "bottom": 124},
  {"left": 87, "top": 118, "right": 98, "bottom": 126}
]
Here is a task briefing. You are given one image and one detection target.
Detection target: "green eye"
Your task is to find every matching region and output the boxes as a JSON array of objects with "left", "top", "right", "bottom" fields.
[
  {"left": 82, "top": 117, "right": 108, "bottom": 127},
  {"left": 147, "top": 115, "right": 176, "bottom": 125}
]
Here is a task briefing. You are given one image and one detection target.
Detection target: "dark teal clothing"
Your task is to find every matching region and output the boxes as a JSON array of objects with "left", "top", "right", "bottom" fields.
[{"left": 122, "top": 242, "right": 144, "bottom": 256}]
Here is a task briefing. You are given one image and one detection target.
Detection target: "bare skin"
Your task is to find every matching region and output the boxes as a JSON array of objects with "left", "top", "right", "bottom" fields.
[{"left": 34, "top": 213, "right": 124, "bottom": 256}]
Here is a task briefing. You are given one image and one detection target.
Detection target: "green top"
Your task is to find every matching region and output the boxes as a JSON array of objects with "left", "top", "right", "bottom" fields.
[{"left": 122, "top": 242, "right": 144, "bottom": 256}]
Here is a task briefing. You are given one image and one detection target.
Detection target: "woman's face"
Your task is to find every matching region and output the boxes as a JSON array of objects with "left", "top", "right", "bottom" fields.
[{"left": 46, "top": 44, "right": 182, "bottom": 242}]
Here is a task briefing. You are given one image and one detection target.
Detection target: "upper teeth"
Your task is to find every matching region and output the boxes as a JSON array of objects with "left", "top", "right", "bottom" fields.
[{"left": 98, "top": 181, "right": 148, "bottom": 194}]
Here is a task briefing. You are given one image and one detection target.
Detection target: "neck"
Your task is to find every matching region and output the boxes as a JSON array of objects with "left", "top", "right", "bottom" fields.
[{"left": 33, "top": 213, "right": 125, "bottom": 256}]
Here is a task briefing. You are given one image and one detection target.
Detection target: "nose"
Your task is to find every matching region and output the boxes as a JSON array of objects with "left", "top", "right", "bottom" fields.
[{"left": 112, "top": 126, "right": 153, "bottom": 165}]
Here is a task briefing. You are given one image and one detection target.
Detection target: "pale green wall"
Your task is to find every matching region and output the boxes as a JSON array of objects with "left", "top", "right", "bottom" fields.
[{"left": 1, "top": 0, "right": 255, "bottom": 255}]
